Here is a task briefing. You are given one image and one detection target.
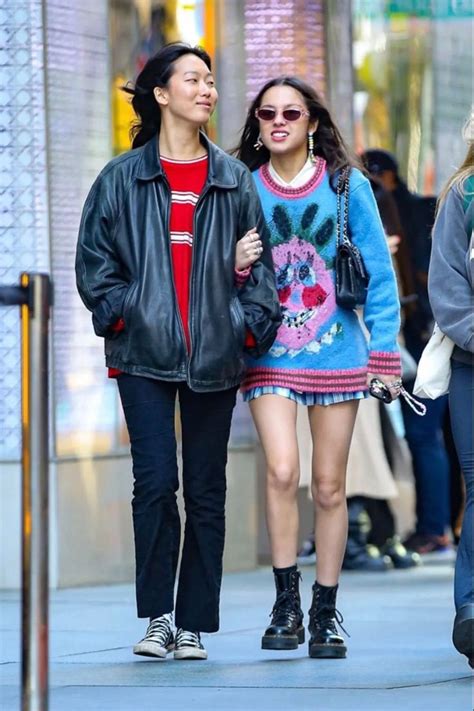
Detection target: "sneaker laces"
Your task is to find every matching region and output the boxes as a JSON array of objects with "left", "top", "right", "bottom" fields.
[
  {"left": 175, "top": 628, "right": 203, "bottom": 649},
  {"left": 142, "top": 613, "right": 172, "bottom": 646}
]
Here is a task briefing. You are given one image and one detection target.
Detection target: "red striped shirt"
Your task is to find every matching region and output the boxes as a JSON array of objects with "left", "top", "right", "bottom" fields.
[{"left": 162, "top": 154, "right": 208, "bottom": 350}]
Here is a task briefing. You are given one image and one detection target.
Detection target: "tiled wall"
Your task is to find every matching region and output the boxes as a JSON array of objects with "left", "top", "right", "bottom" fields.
[
  {"left": 44, "top": 1, "right": 118, "bottom": 457},
  {"left": 0, "top": 1, "right": 50, "bottom": 460},
  {"left": 244, "top": 0, "right": 326, "bottom": 102},
  {"left": 0, "top": 1, "right": 118, "bottom": 461}
]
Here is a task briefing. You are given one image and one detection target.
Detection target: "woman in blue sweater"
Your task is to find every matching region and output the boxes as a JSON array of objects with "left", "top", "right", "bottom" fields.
[{"left": 235, "top": 77, "right": 401, "bottom": 658}]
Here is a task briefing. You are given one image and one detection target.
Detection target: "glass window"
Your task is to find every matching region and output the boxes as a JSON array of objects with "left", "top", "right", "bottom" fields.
[{"left": 353, "top": 1, "right": 472, "bottom": 193}]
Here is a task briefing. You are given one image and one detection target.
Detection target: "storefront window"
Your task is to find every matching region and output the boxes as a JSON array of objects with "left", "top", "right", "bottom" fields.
[
  {"left": 353, "top": 1, "right": 472, "bottom": 193},
  {"left": 110, "top": 0, "right": 213, "bottom": 155}
]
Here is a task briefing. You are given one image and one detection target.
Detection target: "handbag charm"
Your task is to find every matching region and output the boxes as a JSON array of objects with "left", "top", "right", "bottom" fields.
[{"left": 335, "top": 167, "right": 369, "bottom": 309}]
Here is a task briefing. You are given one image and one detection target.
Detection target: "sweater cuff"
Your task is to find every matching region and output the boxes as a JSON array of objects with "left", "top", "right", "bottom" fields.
[
  {"left": 234, "top": 266, "right": 251, "bottom": 286},
  {"left": 368, "top": 351, "right": 402, "bottom": 376}
]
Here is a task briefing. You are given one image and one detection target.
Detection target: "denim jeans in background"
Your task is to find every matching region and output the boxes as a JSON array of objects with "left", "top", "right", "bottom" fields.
[
  {"left": 117, "top": 374, "right": 237, "bottom": 632},
  {"left": 449, "top": 361, "right": 474, "bottom": 610},
  {"left": 401, "top": 389, "right": 450, "bottom": 536}
]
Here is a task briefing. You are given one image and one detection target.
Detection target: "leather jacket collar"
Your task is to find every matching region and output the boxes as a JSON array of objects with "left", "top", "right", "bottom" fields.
[{"left": 136, "top": 132, "right": 238, "bottom": 189}]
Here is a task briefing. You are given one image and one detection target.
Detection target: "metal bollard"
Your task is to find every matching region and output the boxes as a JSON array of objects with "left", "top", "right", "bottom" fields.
[{"left": 0, "top": 273, "right": 52, "bottom": 711}]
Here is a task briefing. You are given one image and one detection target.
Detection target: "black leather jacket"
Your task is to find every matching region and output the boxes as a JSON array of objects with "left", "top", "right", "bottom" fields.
[{"left": 75, "top": 134, "right": 281, "bottom": 391}]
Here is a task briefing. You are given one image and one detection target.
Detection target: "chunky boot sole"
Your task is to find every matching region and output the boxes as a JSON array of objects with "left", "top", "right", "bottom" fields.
[
  {"left": 308, "top": 642, "right": 347, "bottom": 659},
  {"left": 262, "top": 625, "right": 305, "bottom": 650}
]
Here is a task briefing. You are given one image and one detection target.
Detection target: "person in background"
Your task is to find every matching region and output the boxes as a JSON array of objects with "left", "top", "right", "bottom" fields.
[
  {"left": 235, "top": 77, "right": 401, "bottom": 659},
  {"left": 428, "top": 115, "right": 474, "bottom": 669},
  {"left": 362, "top": 149, "right": 452, "bottom": 556},
  {"left": 76, "top": 43, "right": 280, "bottom": 662}
]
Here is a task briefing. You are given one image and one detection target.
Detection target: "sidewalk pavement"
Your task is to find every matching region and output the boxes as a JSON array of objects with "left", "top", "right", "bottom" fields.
[{"left": 1, "top": 560, "right": 472, "bottom": 711}]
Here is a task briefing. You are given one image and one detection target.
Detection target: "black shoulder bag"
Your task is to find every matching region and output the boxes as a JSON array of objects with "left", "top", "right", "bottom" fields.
[{"left": 335, "top": 167, "right": 369, "bottom": 309}]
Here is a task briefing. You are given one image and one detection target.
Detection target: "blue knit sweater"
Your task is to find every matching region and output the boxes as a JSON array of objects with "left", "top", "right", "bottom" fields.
[{"left": 242, "top": 161, "right": 401, "bottom": 394}]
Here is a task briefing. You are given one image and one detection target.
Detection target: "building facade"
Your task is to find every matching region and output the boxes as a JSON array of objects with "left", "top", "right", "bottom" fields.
[
  {"left": 1, "top": 0, "right": 332, "bottom": 587},
  {"left": 1, "top": 0, "right": 471, "bottom": 587}
]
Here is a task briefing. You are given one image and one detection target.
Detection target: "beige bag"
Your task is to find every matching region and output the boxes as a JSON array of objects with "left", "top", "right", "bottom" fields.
[{"left": 413, "top": 323, "right": 455, "bottom": 399}]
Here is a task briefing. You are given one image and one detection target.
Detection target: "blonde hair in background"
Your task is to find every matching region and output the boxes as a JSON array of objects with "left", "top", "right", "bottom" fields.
[{"left": 437, "top": 110, "right": 474, "bottom": 211}]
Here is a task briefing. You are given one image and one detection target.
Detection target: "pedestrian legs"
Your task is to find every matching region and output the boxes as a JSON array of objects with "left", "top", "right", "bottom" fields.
[
  {"left": 401, "top": 393, "right": 450, "bottom": 536},
  {"left": 449, "top": 361, "right": 474, "bottom": 610},
  {"left": 117, "top": 374, "right": 180, "bottom": 619},
  {"left": 175, "top": 384, "right": 238, "bottom": 632}
]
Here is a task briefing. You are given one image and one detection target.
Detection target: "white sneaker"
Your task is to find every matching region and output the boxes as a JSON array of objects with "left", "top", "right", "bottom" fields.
[
  {"left": 174, "top": 628, "right": 208, "bottom": 660},
  {"left": 133, "top": 613, "right": 174, "bottom": 658}
]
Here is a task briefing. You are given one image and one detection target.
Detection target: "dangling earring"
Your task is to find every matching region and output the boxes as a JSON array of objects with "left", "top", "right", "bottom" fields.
[
  {"left": 308, "top": 132, "right": 316, "bottom": 163},
  {"left": 254, "top": 133, "right": 263, "bottom": 150}
]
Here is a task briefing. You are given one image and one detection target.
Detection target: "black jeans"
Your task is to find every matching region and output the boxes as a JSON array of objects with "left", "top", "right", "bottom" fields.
[{"left": 117, "top": 374, "right": 237, "bottom": 631}]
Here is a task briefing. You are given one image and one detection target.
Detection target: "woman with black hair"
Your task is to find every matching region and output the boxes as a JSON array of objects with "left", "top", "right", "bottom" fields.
[
  {"left": 76, "top": 43, "right": 280, "bottom": 661},
  {"left": 235, "top": 77, "right": 401, "bottom": 658}
]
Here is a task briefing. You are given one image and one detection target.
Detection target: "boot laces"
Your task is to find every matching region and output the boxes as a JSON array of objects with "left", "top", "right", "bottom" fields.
[
  {"left": 311, "top": 606, "right": 350, "bottom": 638},
  {"left": 271, "top": 591, "right": 299, "bottom": 621}
]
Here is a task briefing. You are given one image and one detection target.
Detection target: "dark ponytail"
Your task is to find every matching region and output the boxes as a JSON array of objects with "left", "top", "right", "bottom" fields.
[{"left": 123, "top": 42, "right": 212, "bottom": 149}]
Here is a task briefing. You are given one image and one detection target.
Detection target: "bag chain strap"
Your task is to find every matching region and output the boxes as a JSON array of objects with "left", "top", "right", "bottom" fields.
[{"left": 336, "top": 167, "right": 356, "bottom": 250}]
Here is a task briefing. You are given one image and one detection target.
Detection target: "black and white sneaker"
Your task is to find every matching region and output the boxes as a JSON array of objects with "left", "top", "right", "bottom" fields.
[
  {"left": 133, "top": 613, "right": 174, "bottom": 658},
  {"left": 174, "top": 628, "right": 208, "bottom": 660}
]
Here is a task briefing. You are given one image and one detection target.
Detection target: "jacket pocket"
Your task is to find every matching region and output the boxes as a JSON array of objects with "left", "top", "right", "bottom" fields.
[
  {"left": 230, "top": 296, "right": 246, "bottom": 347},
  {"left": 122, "top": 281, "right": 138, "bottom": 325}
]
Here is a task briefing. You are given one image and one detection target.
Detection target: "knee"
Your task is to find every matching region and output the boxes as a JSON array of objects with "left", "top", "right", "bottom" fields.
[
  {"left": 132, "top": 461, "right": 178, "bottom": 506},
  {"left": 184, "top": 479, "right": 226, "bottom": 515},
  {"left": 313, "top": 479, "right": 345, "bottom": 512},
  {"left": 267, "top": 462, "right": 299, "bottom": 495}
]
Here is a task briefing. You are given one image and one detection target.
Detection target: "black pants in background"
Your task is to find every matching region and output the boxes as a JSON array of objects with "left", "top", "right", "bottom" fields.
[{"left": 117, "top": 374, "right": 238, "bottom": 632}]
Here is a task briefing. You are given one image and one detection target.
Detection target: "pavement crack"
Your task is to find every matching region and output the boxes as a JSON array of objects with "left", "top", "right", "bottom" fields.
[{"left": 59, "top": 646, "right": 128, "bottom": 658}]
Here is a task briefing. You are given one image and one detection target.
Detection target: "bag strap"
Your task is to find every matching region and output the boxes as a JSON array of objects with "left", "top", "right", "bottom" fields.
[{"left": 336, "top": 167, "right": 351, "bottom": 249}]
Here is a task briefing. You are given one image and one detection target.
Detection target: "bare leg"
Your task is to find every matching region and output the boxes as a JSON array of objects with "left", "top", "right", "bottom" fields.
[
  {"left": 308, "top": 400, "right": 360, "bottom": 586},
  {"left": 250, "top": 395, "right": 299, "bottom": 568}
]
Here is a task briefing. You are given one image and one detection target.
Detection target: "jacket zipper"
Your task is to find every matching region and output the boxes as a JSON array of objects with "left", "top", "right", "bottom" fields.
[
  {"left": 162, "top": 175, "right": 189, "bottom": 372},
  {"left": 188, "top": 183, "right": 211, "bottom": 382}
]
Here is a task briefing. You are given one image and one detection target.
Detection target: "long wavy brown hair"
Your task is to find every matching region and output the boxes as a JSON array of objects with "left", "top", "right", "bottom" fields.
[{"left": 233, "top": 76, "right": 361, "bottom": 188}]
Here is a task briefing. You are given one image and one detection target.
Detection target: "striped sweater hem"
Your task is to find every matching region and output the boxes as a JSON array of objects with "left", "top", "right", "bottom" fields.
[
  {"left": 241, "top": 350, "right": 401, "bottom": 393},
  {"left": 241, "top": 366, "right": 368, "bottom": 393}
]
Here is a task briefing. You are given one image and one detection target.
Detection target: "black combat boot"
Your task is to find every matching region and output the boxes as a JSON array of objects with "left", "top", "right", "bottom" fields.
[
  {"left": 261, "top": 566, "right": 305, "bottom": 650},
  {"left": 308, "top": 582, "right": 347, "bottom": 658}
]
